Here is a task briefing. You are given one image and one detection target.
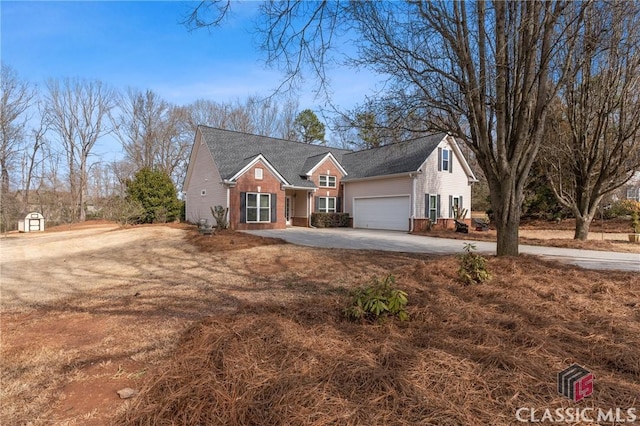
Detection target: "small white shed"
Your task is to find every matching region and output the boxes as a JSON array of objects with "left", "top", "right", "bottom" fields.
[{"left": 18, "top": 212, "right": 45, "bottom": 233}]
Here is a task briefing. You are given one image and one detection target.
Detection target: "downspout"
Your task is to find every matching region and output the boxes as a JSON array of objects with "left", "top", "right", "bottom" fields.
[
  {"left": 410, "top": 173, "right": 416, "bottom": 232},
  {"left": 226, "top": 186, "right": 230, "bottom": 227},
  {"left": 308, "top": 190, "right": 317, "bottom": 228}
]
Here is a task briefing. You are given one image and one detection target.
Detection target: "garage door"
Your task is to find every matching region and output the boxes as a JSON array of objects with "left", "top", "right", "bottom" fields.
[{"left": 353, "top": 196, "right": 410, "bottom": 231}]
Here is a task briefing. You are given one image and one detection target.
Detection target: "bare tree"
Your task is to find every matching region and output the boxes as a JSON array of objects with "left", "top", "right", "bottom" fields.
[
  {"left": 187, "top": 95, "right": 299, "bottom": 140},
  {"left": 1, "top": 65, "right": 35, "bottom": 230},
  {"left": 187, "top": 1, "right": 586, "bottom": 256},
  {"left": 112, "top": 88, "right": 192, "bottom": 185},
  {"left": 20, "top": 103, "right": 49, "bottom": 214},
  {"left": 540, "top": 2, "right": 640, "bottom": 240},
  {"left": 45, "top": 78, "right": 115, "bottom": 222}
]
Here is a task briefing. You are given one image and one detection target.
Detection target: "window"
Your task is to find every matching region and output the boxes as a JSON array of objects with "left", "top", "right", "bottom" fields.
[
  {"left": 441, "top": 149, "right": 450, "bottom": 171},
  {"left": 246, "top": 193, "right": 271, "bottom": 223},
  {"left": 319, "top": 175, "right": 336, "bottom": 188},
  {"left": 426, "top": 193, "right": 440, "bottom": 222},
  {"left": 255, "top": 168, "right": 263, "bottom": 180},
  {"left": 450, "top": 195, "right": 463, "bottom": 218},
  {"left": 317, "top": 197, "right": 336, "bottom": 213}
]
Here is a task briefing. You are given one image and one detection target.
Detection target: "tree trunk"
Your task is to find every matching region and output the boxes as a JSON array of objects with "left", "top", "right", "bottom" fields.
[
  {"left": 495, "top": 216, "right": 521, "bottom": 257},
  {"left": 574, "top": 215, "right": 591, "bottom": 241},
  {"left": 489, "top": 175, "right": 522, "bottom": 257}
]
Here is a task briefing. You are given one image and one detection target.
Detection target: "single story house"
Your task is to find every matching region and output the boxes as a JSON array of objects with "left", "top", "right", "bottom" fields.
[{"left": 184, "top": 126, "right": 477, "bottom": 232}]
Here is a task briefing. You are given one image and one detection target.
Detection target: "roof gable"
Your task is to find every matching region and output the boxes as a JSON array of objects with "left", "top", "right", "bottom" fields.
[
  {"left": 341, "top": 133, "right": 446, "bottom": 180},
  {"left": 228, "top": 154, "right": 289, "bottom": 185},
  {"left": 199, "top": 127, "right": 351, "bottom": 189},
  {"left": 303, "top": 152, "right": 348, "bottom": 177}
]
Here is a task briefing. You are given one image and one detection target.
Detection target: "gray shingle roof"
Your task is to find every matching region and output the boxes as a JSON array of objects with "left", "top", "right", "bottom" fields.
[
  {"left": 198, "top": 126, "right": 447, "bottom": 185},
  {"left": 199, "top": 127, "right": 351, "bottom": 188},
  {"left": 341, "top": 133, "right": 446, "bottom": 179}
]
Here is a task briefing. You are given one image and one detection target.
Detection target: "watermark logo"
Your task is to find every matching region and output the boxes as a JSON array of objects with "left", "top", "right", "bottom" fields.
[
  {"left": 557, "top": 363, "right": 593, "bottom": 402},
  {"left": 515, "top": 365, "right": 637, "bottom": 423}
]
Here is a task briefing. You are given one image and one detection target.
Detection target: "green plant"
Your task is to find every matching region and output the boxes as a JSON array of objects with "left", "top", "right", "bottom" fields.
[
  {"left": 631, "top": 211, "right": 640, "bottom": 234},
  {"left": 344, "top": 274, "right": 409, "bottom": 322},
  {"left": 606, "top": 199, "right": 640, "bottom": 218},
  {"left": 126, "top": 167, "right": 182, "bottom": 224},
  {"left": 311, "top": 212, "right": 350, "bottom": 228},
  {"left": 458, "top": 243, "right": 491, "bottom": 285}
]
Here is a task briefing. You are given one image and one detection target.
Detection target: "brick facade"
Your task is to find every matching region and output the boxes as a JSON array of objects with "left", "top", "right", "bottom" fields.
[
  {"left": 308, "top": 158, "right": 345, "bottom": 212},
  {"left": 229, "top": 161, "right": 286, "bottom": 230}
]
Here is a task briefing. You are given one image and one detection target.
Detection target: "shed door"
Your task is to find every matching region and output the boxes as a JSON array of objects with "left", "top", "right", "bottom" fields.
[
  {"left": 29, "top": 219, "right": 41, "bottom": 231},
  {"left": 353, "top": 196, "right": 410, "bottom": 231}
]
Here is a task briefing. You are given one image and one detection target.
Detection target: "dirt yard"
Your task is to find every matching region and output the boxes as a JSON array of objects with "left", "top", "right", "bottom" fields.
[{"left": 1, "top": 222, "right": 639, "bottom": 425}]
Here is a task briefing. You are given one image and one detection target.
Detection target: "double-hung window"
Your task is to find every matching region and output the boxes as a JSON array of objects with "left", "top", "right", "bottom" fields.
[
  {"left": 319, "top": 175, "right": 336, "bottom": 188},
  {"left": 450, "top": 196, "right": 461, "bottom": 217},
  {"left": 317, "top": 197, "right": 336, "bottom": 213},
  {"left": 426, "top": 194, "right": 440, "bottom": 222},
  {"left": 441, "top": 149, "right": 450, "bottom": 172},
  {"left": 246, "top": 193, "right": 271, "bottom": 223}
]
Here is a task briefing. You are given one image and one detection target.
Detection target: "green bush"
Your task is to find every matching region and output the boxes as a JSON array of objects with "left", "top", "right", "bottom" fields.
[
  {"left": 126, "top": 167, "right": 182, "bottom": 224},
  {"left": 344, "top": 274, "right": 409, "bottom": 322},
  {"left": 606, "top": 200, "right": 640, "bottom": 218},
  {"left": 458, "top": 243, "right": 491, "bottom": 285},
  {"left": 311, "top": 212, "right": 350, "bottom": 228}
]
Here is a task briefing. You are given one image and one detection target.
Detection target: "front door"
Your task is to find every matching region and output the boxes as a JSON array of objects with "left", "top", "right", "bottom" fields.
[{"left": 285, "top": 196, "right": 292, "bottom": 226}]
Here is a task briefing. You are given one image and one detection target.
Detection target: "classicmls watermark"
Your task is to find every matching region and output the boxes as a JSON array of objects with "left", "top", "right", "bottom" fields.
[
  {"left": 515, "top": 364, "right": 638, "bottom": 423},
  {"left": 515, "top": 407, "right": 637, "bottom": 423},
  {"left": 557, "top": 363, "right": 593, "bottom": 402}
]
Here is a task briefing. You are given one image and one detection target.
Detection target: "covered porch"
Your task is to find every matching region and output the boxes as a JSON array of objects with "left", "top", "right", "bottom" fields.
[{"left": 284, "top": 188, "right": 314, "bottom": 227}]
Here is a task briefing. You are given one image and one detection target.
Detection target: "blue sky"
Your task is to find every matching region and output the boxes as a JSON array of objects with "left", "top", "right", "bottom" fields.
[{"left": 1, "top": 1, "right": 377, "bottom": 108}]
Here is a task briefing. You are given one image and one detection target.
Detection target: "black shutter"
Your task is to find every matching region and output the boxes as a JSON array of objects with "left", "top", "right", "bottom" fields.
[
  {"left": 336, "top": 197, "right": 342, "bottom": 213},
  {"left": 437, "top": 148, "right": 442, "bottom": 172},
  {"left": 271, "top": 193, "right": 277, "bottom": 223},
  {"left": 449, "top": 149, "right": 453, "bottom": 173},
  {"left": 436, "top": 194, "right": 441, "bottom": 219},
  {"left": 425, "top": 194, "right": 430, "bottom": 218},
  {"left": 449, "top": 195, "right": 453, "bottom": 217},
  {"left": 240, "top": 192, "right": 246, "bottom": 223},
  {"left": 314, "top": 196, "right": 320, "bottom": 212},
  {"left": 459, "top": 196, "right": 464, "bottom": 217}
]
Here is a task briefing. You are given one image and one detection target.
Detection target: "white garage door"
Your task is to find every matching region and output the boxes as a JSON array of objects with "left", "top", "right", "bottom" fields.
[{"left": 353, "top": 196, "right": 410, "bottom": 231}]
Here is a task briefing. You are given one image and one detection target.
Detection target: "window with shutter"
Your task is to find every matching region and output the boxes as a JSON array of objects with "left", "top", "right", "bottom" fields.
[{"left": 245, "top": 192, "right": 271, "bottom": 223}]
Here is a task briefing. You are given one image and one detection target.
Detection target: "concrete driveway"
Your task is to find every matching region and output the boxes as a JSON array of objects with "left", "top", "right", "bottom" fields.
[{"left": 245, "top": 228, "right": 640, "bottom": 272}]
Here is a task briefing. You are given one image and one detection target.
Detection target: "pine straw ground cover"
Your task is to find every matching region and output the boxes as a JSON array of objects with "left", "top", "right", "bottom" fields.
[
  {"left": 116, "top": 253, "right": 640, "bottom": 425},
  {"left": 416, "top": 217, "right": 640, "bottom": 254}
]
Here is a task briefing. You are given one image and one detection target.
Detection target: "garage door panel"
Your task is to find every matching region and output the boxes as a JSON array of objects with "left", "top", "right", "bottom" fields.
[{"left": 353, "top": 196, "right": 410, "bottom": 231}]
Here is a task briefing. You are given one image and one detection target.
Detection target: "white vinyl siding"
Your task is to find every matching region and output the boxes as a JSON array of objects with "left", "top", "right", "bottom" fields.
[
  {"left": 415, "top": 139, "right": 471, "bottom": 220},
  {"left": 185, "top": 132, "right": 227, "bottom": 224}
]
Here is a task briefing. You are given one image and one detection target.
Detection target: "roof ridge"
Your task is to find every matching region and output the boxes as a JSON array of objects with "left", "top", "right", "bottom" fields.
[
  {"left": 198, "top": 125, "right": 353, "bottom": 153},
  {"left": 345, "top": 132, "right": 446, "bottom": 155}
]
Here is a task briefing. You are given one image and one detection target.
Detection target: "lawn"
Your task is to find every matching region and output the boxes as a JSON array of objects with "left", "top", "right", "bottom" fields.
[{"left": 1, "top": 223, "right": 638, "bottom": 425}]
